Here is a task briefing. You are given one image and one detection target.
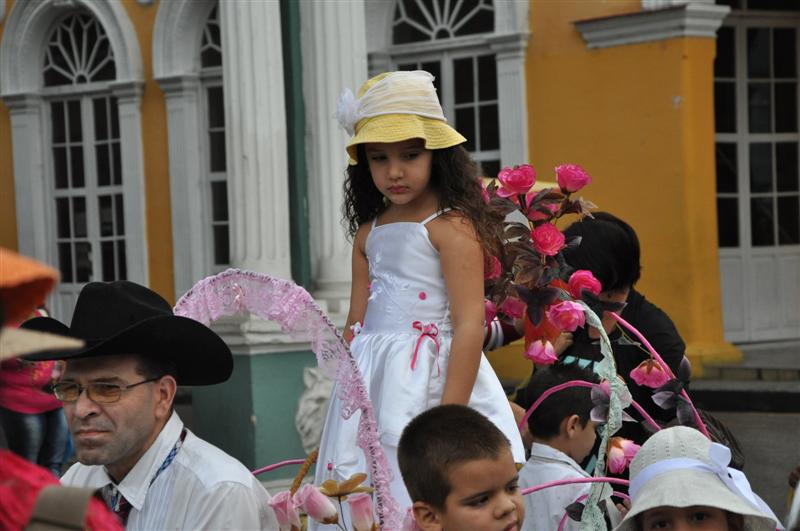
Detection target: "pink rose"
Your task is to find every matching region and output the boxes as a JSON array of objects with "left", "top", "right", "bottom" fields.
[
  {"left": 293, "top": 484, "right": 338, "bottom": 525},
  {"left": 531, "top": 223, "right": 566, "bottom": 256},
  {"left": 485, "top": 299, "right": 498, "bottom": 326},
  {"left": 523, "top": 339, "right": 558, "bottom": 365},
  {"left": 496, "top": 164, "right": 536, "bottom": 197},
  {"left": 607, "top": 437, "right": 640, "bottom": 474},
  {"left": 568, "top": 270, "right": 602, "bottom": 299},
  {"left": 555, "top": 164, "right": 591, "bottom": 193},
  {"left": 547, "top": 300, "right": 585, "bottom": 332},
  {"left": 348, "top": 493, "right": 375, "bottom": 531},
  {"left": 500, "top": 297, "right": 526, "bottom": 319},
  {"left": 484, "top": 255, "right": 502, "bottom": 280},
  {"left": 527, "top": 202, "right": 559, "bottom": 222},
  {"left": 268, "top": 491, "right": 301, "bottom": 531},
  {"left": 630, "top": 359, "right": 671, "bottom": 388}
]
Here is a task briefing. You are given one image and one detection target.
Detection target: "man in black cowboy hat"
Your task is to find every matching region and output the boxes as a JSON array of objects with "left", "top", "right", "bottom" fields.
[{"left": 26, "top": 280, "right": 279, "bottom": 529}]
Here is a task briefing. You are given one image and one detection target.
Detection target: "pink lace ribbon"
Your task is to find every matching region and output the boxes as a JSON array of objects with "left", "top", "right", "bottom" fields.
[{"left": 410, "top": 321, "right": 440, "bottom": 375}]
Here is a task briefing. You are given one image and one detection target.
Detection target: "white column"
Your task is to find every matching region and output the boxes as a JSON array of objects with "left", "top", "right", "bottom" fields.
[
  {"left": 219, "top": 1, "right": 292, "bottom": 279},
  {"left": 300, "top": 0, "right": 368, "bottom": 314},
  {"left": 490, "top": 34, "right": 529, "bottom": 167}
]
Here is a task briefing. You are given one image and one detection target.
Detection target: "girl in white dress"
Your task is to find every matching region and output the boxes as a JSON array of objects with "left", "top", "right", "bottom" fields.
[{"left": 314, "top": 70, "right": 525, "bottom": 521}]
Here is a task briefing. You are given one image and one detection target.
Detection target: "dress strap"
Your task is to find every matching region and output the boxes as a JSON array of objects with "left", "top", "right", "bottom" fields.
[
  {"left": 421, "top": 208, "right": 452, "bottom": 226},
  {"left": 371, "top": 217, "right": 378, "bottom": 229}
]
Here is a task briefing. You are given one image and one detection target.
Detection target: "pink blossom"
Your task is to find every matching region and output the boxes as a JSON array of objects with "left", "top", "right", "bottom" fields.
[
  {"left": 496, "top": 164, "right": 536, "bottom": 197},
  {"left": 531, "top": 223, "right": 566, "bottom": 256},
  {"left": 524, "top": 339, "right": 558, "bottom": 365},
  {"left": 527, "top": 202, "right": 559, "bottom": 222},
  {"left": 555, "top": 164, "right": 592, "bottom": 193},
  {"left": 348, "top": 493, "right": 375, "bottom": 531},
  {"left": 480, "top": 179, "right": 491, "bottom": 203},
  {"left": 293, "top": 484, "right": 338, "bottom": 525},
  {"left": 547, "top": 301, "right": 585, "bottom": 332},
  {"left": 500, "top": 297, "right": 526, "bottom": 319},
  {"left": 268, "top": 491, "right": 301, "bottom": 531},
  {"left": 607, "top": 437, "right": 640, "bottom": 474},
  {"left": 630, "top": 359, "right": 671, "bottom": 388},
  {"left": 568, "top": 270, "right": 602, "bottom": 299},
  {"left": 485, "top": 300, "right": 498, "bottom": 325},
  {"left": 484, "top": 255, "right": 502, "bottom": 280}
]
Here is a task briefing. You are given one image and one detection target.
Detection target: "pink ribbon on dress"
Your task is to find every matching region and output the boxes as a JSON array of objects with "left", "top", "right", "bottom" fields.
[{"left": 410, "top": 321, "right": 440, "bottom": 375}]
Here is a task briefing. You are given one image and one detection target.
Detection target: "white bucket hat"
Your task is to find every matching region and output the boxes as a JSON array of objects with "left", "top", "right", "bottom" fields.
[{"left": 614, "top": 426, "right": 781, "bottom": 531}]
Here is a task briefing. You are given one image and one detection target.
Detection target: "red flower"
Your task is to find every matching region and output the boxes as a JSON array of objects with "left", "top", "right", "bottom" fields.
[
  {"left": 568, "top": 270, "right": 602, "bottom": 299},
  {"left": 630, "top": 359, "right": 671, "bottom": 388},
  {"left": 500, "top": 297, "right": 526, "bottom": 319},
  {"left": 547, "top": 301, "right": 585, "bottom": 332},
  {"left": 607, "top": 437, "right": 640, "bottom": 474},
  {"left": 523, "top": 340, "right": 558, "bottom": 365},
  {"left": 531, "top": 224, "right": 565, "bottom": 256},
  {"left": 555, "top": 164, "right": 592, "bottom": 193},
  {"left": 496, "top": 164, "right": 536, "bottom": 197},
  {"left": 484, "top": 255, "right": 502, "bottom": 280}
]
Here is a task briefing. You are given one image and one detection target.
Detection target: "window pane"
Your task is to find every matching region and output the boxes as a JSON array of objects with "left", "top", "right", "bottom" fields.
[
  {"left": 778, "top": 196, "right": 799, "bottom": 245},
  {"left": 453, "top": 3, "right": 494, "bottom": 36},
  {"left": 58, "top": 243, "right": 73, "bottom": 283},
  {"left": 54, "top": 147, "right": 68, "bottom": 189},
  {"left": 717, "top": 197, "right": 740, "bottom": 247},
  {"left": 110, "top": 98, "right": 120, "bottom": 139},
  {"left": 93, "top": 97, "right": 108, "bottom": 141},
  {"left": 393, "top": 21, "right": 429, "bottom": 44},
  {"left": 749, "top": 0, "right": 800, "bottom": 11},
  {"left": 96, "top": 144, "right": 110, "bottom": 187},
  {"left": 478, "top": 55, "right": 497, "bottom": 101},
  {"left": 51, "top": 101, "right": 65, "bottom": 144},
  {"left": 481, "top": 159, "right": 501, "bottom": 179},
  {"left": 112, "top": 143, "right": 122, "bottom": 185},
  {"left": 398, "top": 63, "right": 417, "bottom": 71},
  {"left": 715, "top": 82, "right": 736, "bottom": 133},
  {"left": 479, "top": 104, "right": 499, "bottom": 151},
  {"left": 751, "top": 197, "right": 775, "bottom": 246},
  {"left": 211, "top": 181, "right": 228, "bottom": 222},
  {"left": 99, "top": 195, "right": 113, "bottom": 236},
  {"left": 421, "top": 61, "right": 441, "bottom": 94},
  {"left": 750, "top": 143, "right": 773, "bottom": 193},
  {"left": 117, "top": 241, "right": 127, "bottom": 280},
  {"left": 213, "top": 224, "right": 230, "bottom": 265},
  {"left": 748, "top": 83, "right": 772, "bottom": 133},
  {"left": 68, "top": 101, "right": 82, "bottom": 142},
  {"left": 455, "top": 107, "right": 475, "bottom": 152},
  {"left": 747, "top": 28, "right": 770, "bottom": 79},
  {"left": 715, "top": 27, "right": 735, "bottom": 78},
  {"left": 454, "top": 58, "right": 474, "bottom": 104},
  {"left": 75, "top": 241, "right": 92, "bottom": 282},
  {"left": 101, "top": 241, "right": 115, "bottom": 281},
  {"left": 73, "top": 197, "right": 87, "bottom": 238},
  {"left": 56, "top": 198, "right": 71, "bottom": 238},
  {"left": 777, "top": 142, "right": 799, "bottom": 192},
  {"left": 207, "top": 86, "right": 225, "bottom": 129},
  {"left": 70, "top": 146, "right": 84, "bottom": 188},
  {"left": 115, "top": 195, "right": 125, "bottom": 235},
  {"left": 716, "top": 143, "right": 738, "bottom": 193},
  {"left": 209, "top": 131, "right": 226, "bottom": 172},
  {"left": 775, "top": 82, "right": 797, "bottom": 133},
  {"left": 774, "top": 28, "right": 796, "bottom": 78}
]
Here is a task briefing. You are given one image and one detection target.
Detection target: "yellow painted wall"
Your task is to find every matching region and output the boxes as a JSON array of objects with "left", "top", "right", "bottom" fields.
[{"left": 0, "top": 0, "right": 18, "bottom": 250}]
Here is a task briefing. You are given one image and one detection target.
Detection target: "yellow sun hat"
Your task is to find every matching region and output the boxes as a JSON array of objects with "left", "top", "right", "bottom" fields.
[{"left": 336, "top": 70, "right": 466, "bottom": 165}]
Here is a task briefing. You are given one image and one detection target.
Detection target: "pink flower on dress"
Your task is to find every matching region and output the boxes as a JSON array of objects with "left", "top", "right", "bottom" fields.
[
  {"left": 568, "top": 270, "right": 602, "bottom": 299},
  {"left": 607, "top": 437, "right": 640, "bottom": 474},
  {"left": 547, "top": 301, "right": 585, "bottom": 332},
  {"left": 484, "top": 255, "right": 502, "bottom": 280},
  {"left": 348, "top": 493, "right": 375, "bottom": 531},
  {"left": 500, "top": 297, "right": 526, "bottom": 319},
  {"left": 524, "top": 339, "right": 558, "bottom": 365},
  {"left": 293, "top": 484, "right": 338, "bottom": 525},
  {"left": 555, "top": 164, "right": 592, "bottom": 193},
  {"left": 531, "top": 224, "right": 565, "bottom": 256},
  {"left": 485, "top": 300, "right": 498, "bottom": 326},
  {"left": 268, "top": 491, "right": 301, "bottom": 531},
  {"left": 630, "top": 359, "right": 671, "bottom": 388},
  {"left": 418, "top": 291, "right": 427, "bottom": 300},
  {"left": 496, "top": 164, "right": 536, "bottom": 198}
]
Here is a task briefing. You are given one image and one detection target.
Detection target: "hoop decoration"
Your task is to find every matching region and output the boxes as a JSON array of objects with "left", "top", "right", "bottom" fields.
[{"left": 174, "top": 269, "right": 402, "bottom": 529}]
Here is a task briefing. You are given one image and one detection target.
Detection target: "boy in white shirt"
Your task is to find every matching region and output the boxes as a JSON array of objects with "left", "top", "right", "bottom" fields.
[{"left": 519, "top": 363, "right": 623, "bottom": 531}]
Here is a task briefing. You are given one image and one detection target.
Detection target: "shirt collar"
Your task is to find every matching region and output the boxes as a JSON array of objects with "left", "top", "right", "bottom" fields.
[
  {"left": 530, "top": 442, "right": 589, "bottom": 477},
  {"left": 106, "top": 411, "right": 184, "bottom": 511}
]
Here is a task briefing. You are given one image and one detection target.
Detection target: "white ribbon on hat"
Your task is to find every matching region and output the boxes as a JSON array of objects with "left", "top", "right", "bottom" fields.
[{"left": 629, "top": 442, "right": 784, "bottom": 529}]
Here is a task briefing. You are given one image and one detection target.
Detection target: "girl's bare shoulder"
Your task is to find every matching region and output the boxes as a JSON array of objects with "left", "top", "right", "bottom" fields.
[{"left": 427, "top": 210, "right": 479, "bottom": 249}]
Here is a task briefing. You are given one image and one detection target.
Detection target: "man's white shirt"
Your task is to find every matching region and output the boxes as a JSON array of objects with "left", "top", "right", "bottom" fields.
[{"left": 61, "top": 411, "right": 278, "bottom": 530}]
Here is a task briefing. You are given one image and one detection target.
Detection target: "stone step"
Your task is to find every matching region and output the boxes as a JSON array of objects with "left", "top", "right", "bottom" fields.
[{"left": 689, "top": 379, "right": 800, "bottom": 413}]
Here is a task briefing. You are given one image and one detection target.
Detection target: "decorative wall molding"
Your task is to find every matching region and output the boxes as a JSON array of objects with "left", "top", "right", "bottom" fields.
[
  {"left": 642, "top": 0, "right": 716, "bottom": 10},
  {"left": 152, "top": 0, "right": 216, "bottom": 79},
  {"left": 575, "top": 2, "right": 730, "bottom": 49}
]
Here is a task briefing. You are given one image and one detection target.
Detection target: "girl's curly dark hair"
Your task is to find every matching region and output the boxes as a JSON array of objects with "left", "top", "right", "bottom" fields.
[{"left": 342, "top": 144, "right": 503, "bottom": 256}]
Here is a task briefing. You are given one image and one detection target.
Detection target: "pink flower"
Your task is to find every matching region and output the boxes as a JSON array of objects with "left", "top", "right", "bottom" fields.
[
  {"left": 348, "top": 493, "right": 375, "bottom": 531},
  {"left": 496, "top": 164, "right": 536, "bottom": 197},
  {"left": 268, "top": 491, "right": 301, "bottom": 531},
  {"left": 293, "top": 484, "right": 338, "bottom": 525},
  {"left": 607, "top": 437, "right": 640, "bottom": 474},
  {"left": 531, "top": 223, "right": 565, "bottom": 256},
  {"left": 630, "top": 359, "right": 671, "bottom": 388},
  {"left": 524, "top": 339, "right": 558, "bottom": 365},
  {"left": 555, "top": 164, "right": 592, "bottom": 193},
  {"left": 547, "top": 301, "right": 585, "bottom": 332},
  {"left": 568, "top": 270, "right": 602, "bottom": 299},
  {"left": 484, "top": 255, "right": 502, "bottom": 280},
  {"left": 527, "top": 202, "right": 559, "bottom": 222},
  {"left": 485, "top": 300, "right": 498, "bottom": 326},
  {"left": 480, "top": 179, "right": 491, "bottom": 203},
  {"left": 500, "top": 297, "right": 526, "bottom": 319}
]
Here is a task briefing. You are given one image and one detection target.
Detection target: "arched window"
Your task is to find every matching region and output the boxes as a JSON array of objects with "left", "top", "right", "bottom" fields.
[{"left": 44, "top": 12, "right": 128, "bottom": 286}]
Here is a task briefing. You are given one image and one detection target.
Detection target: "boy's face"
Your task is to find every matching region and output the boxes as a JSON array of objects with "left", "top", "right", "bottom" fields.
[
  {"left": 639, "top": 506, "right": 742, "bottom": 531},
  {"left": 567, "top": 418, "right": 598, "bottom": 463},
  {"left": 415, "top": 448, "right": 524, "bottom": 531}
]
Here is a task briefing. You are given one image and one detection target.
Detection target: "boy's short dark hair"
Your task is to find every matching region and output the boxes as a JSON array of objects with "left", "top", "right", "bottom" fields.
[
  {"left": 520, "top": 362, "right": 600, "bottom": 439},
  {"left": 398, "top": 404, "right": 511, "bottom": 509},
  {"left": 563, "top": 212, "right": 641, "bottom": 292}
]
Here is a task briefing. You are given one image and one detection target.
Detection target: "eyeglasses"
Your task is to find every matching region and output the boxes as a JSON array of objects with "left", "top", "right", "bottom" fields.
[{"left": 52, "top": 378, "right": 160, "bottom": 403}]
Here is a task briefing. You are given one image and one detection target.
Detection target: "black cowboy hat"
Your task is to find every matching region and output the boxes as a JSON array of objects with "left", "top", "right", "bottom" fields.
[{"left": 24, "top": 281, "right": 232, "bottom": 385}]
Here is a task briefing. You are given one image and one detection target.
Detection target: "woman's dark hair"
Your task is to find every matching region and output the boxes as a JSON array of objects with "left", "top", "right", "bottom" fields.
[
  {"left": 562, "top": 212, "right": 641, "bottom": 292},
  {"left": 342, "top": 144, "right": 503, "bottom": 255}
]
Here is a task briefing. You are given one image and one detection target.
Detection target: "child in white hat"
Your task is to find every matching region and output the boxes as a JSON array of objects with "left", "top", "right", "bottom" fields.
[{"left": 615, "top": 425, "right": 781, "bottom": 531}]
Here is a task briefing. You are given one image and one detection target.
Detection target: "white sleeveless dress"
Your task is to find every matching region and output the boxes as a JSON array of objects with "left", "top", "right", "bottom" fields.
[{"left": 313, "top": 211, "right": 525, "bottom": 521}]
